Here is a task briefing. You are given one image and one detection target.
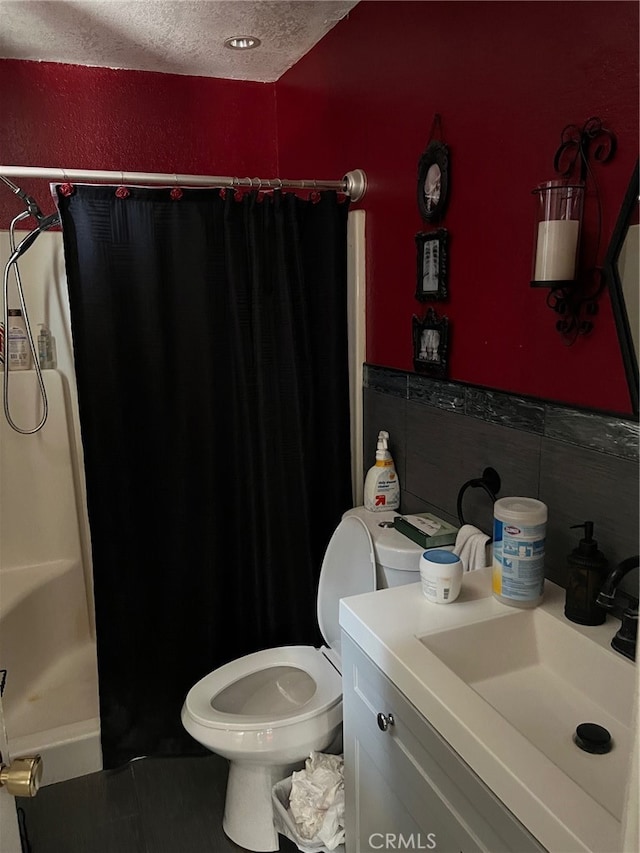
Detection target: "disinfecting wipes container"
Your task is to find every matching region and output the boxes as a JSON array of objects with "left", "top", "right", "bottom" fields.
[{"left": 492, "top": 497, "right": 547, "bottom": 608}]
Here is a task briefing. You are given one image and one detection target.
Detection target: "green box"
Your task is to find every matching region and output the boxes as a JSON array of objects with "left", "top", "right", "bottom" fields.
[{"left": 393, "top": 513, "right": 459, "bottom": 549}]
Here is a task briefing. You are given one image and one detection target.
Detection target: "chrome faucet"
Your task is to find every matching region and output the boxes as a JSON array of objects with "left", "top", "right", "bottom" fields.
[{"left": 596, "top": 555, "right": 639, "bottom": 661}]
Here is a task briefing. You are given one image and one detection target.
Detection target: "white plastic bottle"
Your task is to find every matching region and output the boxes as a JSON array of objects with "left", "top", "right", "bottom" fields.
[
  {"left": 363, "top": 430, "right": 400, "bottom": 512},
  {"left": 420, "top": 550, "right": 463, "bottom": 604},
  {"left": 7, "top": 308, "right": 32, "bottom": 370}
]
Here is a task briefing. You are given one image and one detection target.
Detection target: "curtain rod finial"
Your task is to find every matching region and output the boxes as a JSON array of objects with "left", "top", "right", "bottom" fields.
[{"left": 343, "top": 169, "right": 367, "bottom": 202}]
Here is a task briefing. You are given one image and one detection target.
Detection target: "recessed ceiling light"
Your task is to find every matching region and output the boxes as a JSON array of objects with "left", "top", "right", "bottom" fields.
[{"left": 224, "top": 36, "right": 261, "bottom": 50}]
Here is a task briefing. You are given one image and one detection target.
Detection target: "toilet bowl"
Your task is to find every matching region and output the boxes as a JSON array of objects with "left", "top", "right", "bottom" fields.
[
  {"left": 181, "top": 510, "right": 423, "bottom": 851},
  {"left": 182, "top": 645, "right": 343, "bottom": 763}
]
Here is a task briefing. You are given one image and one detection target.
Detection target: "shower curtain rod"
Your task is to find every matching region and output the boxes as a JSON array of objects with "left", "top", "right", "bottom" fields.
[{"left": 0, "top": 165, "right": 367, "bottom": 202}]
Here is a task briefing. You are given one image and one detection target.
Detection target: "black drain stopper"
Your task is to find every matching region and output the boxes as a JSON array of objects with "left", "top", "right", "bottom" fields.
[{"left": 574, "top": 723, "right": 612, "bottom": 754}]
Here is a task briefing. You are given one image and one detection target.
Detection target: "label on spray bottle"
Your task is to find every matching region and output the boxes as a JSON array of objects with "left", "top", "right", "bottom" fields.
[{"left": 372, "top": 462, "right": 399, "bottom": 510}]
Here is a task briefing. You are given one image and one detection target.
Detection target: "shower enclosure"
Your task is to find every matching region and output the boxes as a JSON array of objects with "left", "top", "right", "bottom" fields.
[
  {"left": 0, "top": 229, "right": 101, "bottom": 785},
  {"left": 0, "top": 165, "right": 366, "bottom": 783}
]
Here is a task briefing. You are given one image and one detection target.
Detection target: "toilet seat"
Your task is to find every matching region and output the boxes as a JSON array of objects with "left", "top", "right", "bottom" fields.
[
  {"left": 184, "top": 645, "right": 341, "bottom": 731},
  {"left": 184, "top": 516, "right": 376, "bottom": 735},
  {"left": 317, "top": 515, "right": 376, "bottom": 659}
]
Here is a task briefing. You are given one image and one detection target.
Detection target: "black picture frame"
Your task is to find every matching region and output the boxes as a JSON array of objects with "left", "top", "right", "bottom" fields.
[
  {"left": 415, "top": 229, "right": 448, "bottom": 301},
  {"left": 417, "top": 140, "right": 450, "bottom": 223},
  {"left": 412, "top": 308, "right": 449, "bottom": 377}
]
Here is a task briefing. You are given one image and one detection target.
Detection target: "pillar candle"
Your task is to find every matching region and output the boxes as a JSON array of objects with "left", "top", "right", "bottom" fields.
[{"left": 534, "top": 219, "right": 579, "bottom": 281}]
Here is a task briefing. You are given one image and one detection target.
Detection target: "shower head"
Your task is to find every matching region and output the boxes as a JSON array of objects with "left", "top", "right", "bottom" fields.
[
  {"left": 7, "top": 214, "right": 60, "bottom": 264},
  {"left": 1, "top": 175, "right": 59, "bottom": 230},
  {"left": 2, "top": 175, "right": 60, "bottom": 262},
  {"left": 2, "top": 175, "right": 44, "bottom": 219}
]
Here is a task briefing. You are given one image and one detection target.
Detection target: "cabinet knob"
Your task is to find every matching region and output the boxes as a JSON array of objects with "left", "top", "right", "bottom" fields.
[{"left": 377, "top": 712, "right": 395, "bottom": 732}]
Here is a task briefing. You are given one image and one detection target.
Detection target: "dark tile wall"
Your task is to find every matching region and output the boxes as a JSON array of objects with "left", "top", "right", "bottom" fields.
[{"left": 363, "top": 366, "right": 639, "bottom": 596}]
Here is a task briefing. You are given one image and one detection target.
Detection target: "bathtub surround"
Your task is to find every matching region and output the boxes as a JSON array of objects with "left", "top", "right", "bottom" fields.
[
  {"left": 58, "top": 186, "right": 352, "bottom": 768},
  {"left": 364, "top": 365, "right": 639, "bottom": 596},
  {"left": 0, "top": 371, "right": 100, "bottom": 785}
]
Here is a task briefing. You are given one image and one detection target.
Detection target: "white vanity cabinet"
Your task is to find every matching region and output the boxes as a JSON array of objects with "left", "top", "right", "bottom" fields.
[{"left": 341, "top": 632, "right": 547, "bottom": 853}]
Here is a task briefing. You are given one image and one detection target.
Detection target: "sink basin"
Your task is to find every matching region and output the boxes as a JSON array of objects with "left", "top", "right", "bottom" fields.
[
  {"left": 339, "top": 569, "right": 637, "bottom": 851},
  {"left": 419, "top": 606, "right": 634, "bottom": 821}
]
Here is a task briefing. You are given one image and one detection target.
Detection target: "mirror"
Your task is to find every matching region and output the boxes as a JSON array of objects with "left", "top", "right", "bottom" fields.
[{"left": 604, "top": 161, "right": 639, "bottom": 414}]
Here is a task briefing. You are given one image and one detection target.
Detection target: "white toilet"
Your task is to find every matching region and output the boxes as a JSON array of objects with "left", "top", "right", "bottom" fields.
[{"left": 181, "top": 508, "right": 424, "bottom": 851}]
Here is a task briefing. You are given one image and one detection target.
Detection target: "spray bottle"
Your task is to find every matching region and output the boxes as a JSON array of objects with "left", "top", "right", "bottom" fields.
[
  {"left": 364, "top": 430, "right": 400, "bottom": 512},
  {"left": 7, "top": 309, "right": 31, "bottom": 370},
  {"left": 37, "top": 323, "right": 56, "bottom": 369}
]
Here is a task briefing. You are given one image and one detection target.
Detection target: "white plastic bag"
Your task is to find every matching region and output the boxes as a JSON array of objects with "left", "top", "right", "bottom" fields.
[{"left": 275, "top": 752, "right": 345, "bottom": 851}]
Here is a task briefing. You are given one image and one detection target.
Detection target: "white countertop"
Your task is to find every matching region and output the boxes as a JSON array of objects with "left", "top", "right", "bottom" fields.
[{"left": 339, "top": 568, "right": 634, "bottom": 853}]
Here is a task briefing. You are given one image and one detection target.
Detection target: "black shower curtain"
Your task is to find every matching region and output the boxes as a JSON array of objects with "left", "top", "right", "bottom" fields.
[{"left": 57, "top": 185, "right": 352, "bottom": 767}]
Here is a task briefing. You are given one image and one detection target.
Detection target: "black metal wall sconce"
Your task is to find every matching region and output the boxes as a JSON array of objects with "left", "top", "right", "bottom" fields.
[{"left": 530, "top": 117, "right": 616, "bottom": 344}]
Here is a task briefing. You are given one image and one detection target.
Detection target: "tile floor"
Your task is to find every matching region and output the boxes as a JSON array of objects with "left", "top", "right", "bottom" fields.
[{"left": 17, "top": 754, "right": 298, "bottom": 853}]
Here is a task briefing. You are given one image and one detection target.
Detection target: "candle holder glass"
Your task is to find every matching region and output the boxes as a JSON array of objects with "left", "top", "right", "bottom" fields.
[{"left": 531, "top": 180, "right": 584, "bottom": 287}]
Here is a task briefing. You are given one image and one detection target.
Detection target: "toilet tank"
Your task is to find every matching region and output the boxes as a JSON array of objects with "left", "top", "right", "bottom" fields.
[{"left": 342, "top": 507, "right": 426, "bottom": 588}]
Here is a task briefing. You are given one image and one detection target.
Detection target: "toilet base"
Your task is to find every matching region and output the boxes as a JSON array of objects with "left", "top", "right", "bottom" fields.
[{"left": 223, "top": 759, "right": 302, "bottom": 852}]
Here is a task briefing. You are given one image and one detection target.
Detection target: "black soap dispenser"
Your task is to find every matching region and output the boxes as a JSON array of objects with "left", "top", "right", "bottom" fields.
[{"left": 564, "top": 522, "right": 609, "bottom": 625}]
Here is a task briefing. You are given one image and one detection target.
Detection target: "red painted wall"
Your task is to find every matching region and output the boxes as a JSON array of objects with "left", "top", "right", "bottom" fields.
[
  {"left": 0, "top": 59, "right": 277, "bottom": 225},
  {"left": 2, "top": 2, "right": 638, "bottom": 414},
  {"left": 275, "top": 1, "right": 639, "bottom": 413}
]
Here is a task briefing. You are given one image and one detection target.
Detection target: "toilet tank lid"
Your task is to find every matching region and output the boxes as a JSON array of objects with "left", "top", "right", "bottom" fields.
[
  {"left": 317, "top": 516, "right": 376, "bottom": 660},
  {"left": 342, "top": 506, "right": 424, "bottom": 572}
]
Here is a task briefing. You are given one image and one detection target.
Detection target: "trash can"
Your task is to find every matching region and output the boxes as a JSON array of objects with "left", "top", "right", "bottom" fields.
[{"left": 272, "top": 776, "right": 345, "bottom": 853}]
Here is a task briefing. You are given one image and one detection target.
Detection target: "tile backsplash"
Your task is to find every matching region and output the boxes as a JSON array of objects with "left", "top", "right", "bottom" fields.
[{"left": 364, "top": 365, "right": 639, "bottom": 598}]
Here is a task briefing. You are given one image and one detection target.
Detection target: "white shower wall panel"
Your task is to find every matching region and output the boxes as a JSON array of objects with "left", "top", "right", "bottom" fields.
[
  {"left": 1, "top": 372, "right": 82, "bottom": 567},
  {"left": 0, "top": 229, "right": 101, "bottom": 783},
  {"left": 0, "top": 229, "right": 94, "bottom": 623}
]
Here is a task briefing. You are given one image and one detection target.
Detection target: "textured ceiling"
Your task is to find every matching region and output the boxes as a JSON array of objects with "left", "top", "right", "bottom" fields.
[{"left": 0, "top": 0, "right": 358, "bottom": 82}]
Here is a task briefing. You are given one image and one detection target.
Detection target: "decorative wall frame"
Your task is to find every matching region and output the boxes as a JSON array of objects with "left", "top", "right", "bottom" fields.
[
  {"left": 417, "top": 140, "right": 450, "bottom": 223},
  {"left": 604, "top": 159, "right": 639, "bottom": 415},
  {"left": 415, "top": 229, "right": 448, "bottom": 301},
  {"left": 413, "top": 308, "right": 449, "bottom": 376}
]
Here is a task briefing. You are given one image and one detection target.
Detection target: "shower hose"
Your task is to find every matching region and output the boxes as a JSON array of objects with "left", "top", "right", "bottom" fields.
[{"left": 2, "top": 210, "right": 49, "bottom": 434}]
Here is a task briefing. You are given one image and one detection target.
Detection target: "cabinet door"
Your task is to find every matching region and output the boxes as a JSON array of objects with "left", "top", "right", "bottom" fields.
[
  {"left": 348, "top": 735, "right": 436, "bottom": 852},
  {"left": 342, "top": 634, "right": 546, "bottom": 853}
]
